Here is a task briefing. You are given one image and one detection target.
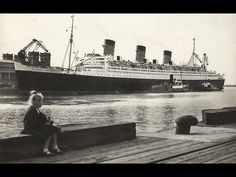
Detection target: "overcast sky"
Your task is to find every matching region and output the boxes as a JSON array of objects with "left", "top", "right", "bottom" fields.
[{"left": 0, "top": 14, "right": 236, "bottom": 84}]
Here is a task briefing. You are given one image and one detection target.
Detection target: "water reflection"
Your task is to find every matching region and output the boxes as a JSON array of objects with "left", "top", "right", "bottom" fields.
[
  {"left": 135, "top": 105, "right": 149, "bottom": 122},
  {"left": 0, "top": 88, "right": 236, "bottom": 134},
  {"left": 105, "top": 109, "right": 117, "bottom": 123},
  {"left": 160, "top": 104, "right": 176, "bottom": 129}
]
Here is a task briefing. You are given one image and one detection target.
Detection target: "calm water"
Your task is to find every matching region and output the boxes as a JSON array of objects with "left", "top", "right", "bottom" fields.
[{"left": 0, "top": 87, "right": 236, "bottom": 134}]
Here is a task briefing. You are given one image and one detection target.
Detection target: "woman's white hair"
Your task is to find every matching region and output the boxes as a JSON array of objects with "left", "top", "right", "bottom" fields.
[{"left": 28, "top": 92, "right": 44, "bottom": 106}]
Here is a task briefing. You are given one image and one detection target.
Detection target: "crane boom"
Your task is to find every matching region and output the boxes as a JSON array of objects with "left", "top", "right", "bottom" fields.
[
  {"left": 17, "top": 39, "right": 49, "bottom": 64},
  {"left": 194, "top": 53, "right": 202, "bottom": 63},
  {"left": 187, "top": 38, "right": 203, "bottom": 66},
  {"left": 21, "top": 39, "right": 36, "bottom": 51},
  {"left": 35, "top": 40, "right": 49, "bottom": 52}
]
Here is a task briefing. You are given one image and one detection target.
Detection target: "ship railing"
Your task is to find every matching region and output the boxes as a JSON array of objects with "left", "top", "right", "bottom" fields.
[
  {"left": 85, "top": 61, "right": 218, "bottom": 75},
  {"left": 88, "top": 67, "right": 216, "bottom": 77},
  {"left": 77, "top": 68, "right": 221, "bottom": 81},
  {"left": 80, "top": 65, "right": 221, "bottom": 79},
  {"left": 108, "top": 66, "right": 218, "bottom": 75}
]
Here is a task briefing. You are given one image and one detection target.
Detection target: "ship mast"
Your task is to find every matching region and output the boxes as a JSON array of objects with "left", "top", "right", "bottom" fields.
[
  {"left": 68, "top": 14, "right": 74, "bottom": 70},
  {"left": 187, "top": 38, "right": 202, "bottom": 67},
  {"left": 192, "top": 37, "right": 196, "bottom": 54}
]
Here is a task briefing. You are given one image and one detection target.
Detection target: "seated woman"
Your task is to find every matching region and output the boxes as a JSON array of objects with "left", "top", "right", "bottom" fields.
[{"left": 21, "top": 90, "right": 63, "bottom": 156}]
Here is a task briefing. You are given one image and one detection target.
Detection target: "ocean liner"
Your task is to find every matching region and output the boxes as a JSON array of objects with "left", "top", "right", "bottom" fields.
[{"left": 0, "top": 15, "right": 225, "bottom": 94}]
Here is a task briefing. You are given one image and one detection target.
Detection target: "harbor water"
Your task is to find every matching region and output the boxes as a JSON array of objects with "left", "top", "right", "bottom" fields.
[{"left": 0, "top": 87, "right": 236, "bottom": 135}]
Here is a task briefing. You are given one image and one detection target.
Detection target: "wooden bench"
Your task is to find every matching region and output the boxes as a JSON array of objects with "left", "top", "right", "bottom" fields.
[
  {"left": 0, "top": 122, "right": 136, "bottom": 162},
  {"left": 202, "top": 107, "right": 236, "bottom": 125}
]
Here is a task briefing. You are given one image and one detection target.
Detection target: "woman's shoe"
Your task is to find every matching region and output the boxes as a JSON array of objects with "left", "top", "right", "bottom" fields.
[
  {"left": 52, "top": 148, "right": 64, "bottom": 154},
  {"left": 43, "top": 151, "right": 55, "bottom": 156}
]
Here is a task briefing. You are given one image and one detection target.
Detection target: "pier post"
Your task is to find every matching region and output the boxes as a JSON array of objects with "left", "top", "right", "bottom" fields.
[{"left": 175, "top": 115, "right": 198, "bottom": 134}]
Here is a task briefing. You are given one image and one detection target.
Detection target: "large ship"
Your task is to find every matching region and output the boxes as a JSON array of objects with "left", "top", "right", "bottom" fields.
[{"left": 0, "top": 15, "right": 225, "bottom": 94}]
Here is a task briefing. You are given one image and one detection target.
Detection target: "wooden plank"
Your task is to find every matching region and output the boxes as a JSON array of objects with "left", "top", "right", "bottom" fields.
[
  {"left": 8, "top": 136, "right": 236, "bottom": 164},
  {"left": 44, "top": 136, "right": 166, "bottom": 163},
  {"left": 186, "top": 147, "right": 236, "bottom": 163},
  {"left": 179, "top": 144, "right": 236, "bottom": 163},
  {"left": 140, "top": 136, "right": 235, "bottom": 163},
  {"left": 7, "top": 136, "right": 153, "bottom": 163},
  {"left": 68, "top": 139, "right": 190, "bottom": 163},
  {"left": 180, "top": 142, "right": 236, "bottom": 163},
  {"left": 99, "top": 141, "right": 203, "bottom": 163},
  {"left": 7, "top": 136, "right": 161, "bottom": 163},
  {"left": 157, "top": 140, "right": 236, "bottom": 164},
  {"left": 117, "top": 141, "right": 223, "bottom": 163},
  {"left": 216, "top": 156, "right": 236, "bottom": 163},
  {"left": 51, "top": 138, "right": 188, "bottom": 163},
  {"left": 204, "top": 151, "right": 236, "bottom": 163}
]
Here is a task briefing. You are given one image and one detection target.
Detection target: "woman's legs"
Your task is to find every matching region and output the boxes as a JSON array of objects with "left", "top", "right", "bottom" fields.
[
  {"left": 52, "top": 132, "right": 63, "bottom": 153},
  {"left": 52, "top": 132, "right": 59, "bottom": 150},
  {"left": 41, "top": 126, "right": 62, "bottom": 155},
  {"left": 43, "top": 135, "right": 53, "bottom": 153}
]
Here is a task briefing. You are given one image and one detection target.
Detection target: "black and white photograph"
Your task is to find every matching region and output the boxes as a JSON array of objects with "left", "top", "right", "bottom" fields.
[{"left": 0, "top": 13, "right": 236, "bottom": 164}]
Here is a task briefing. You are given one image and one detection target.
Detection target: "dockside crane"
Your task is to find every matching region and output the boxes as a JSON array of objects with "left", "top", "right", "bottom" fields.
[
  {"left": 18, "top": 39, "right": 49, "bottom": 65},
  {"left": 187, "top": 38, "right": 209, "bottom": 70}
]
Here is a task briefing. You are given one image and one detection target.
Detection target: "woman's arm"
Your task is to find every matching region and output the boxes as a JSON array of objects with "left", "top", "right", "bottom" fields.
[{"left": 38, "top": 112, "right": 54, "bottom": 125}]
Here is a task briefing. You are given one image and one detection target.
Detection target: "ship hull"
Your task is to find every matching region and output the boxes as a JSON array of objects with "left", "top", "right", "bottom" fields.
[{"left": 15, "top": 70, "right": 225, "bottom": 93}]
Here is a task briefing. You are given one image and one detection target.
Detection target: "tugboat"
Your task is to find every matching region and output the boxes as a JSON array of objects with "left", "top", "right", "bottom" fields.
[
  {"left": 169, "top": 79, "right": 189, "bottom": 92},
  {"left": 151, "top": 79, "right": 189, "bottom": 93}
]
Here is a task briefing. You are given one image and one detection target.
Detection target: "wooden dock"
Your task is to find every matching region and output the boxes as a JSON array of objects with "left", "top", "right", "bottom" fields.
[
  {"left": 1, "top": 121, "right": 236, "bottom": 164},
  {"left": 5, "top": 135, "right": 236, "bottom": 164}
]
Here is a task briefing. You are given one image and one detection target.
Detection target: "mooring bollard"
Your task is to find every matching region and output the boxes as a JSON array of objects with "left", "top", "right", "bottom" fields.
[{"left": 175, "top": 115, "right": 198, "bottom": 134}]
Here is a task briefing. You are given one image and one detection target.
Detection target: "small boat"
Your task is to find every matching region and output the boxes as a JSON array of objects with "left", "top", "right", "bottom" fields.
[
  {"left": 168, "top": 80, "right": 189, "bottom": 92},
  {"left": 151, "top": 79, "right": 189, "bottom": 93}
]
